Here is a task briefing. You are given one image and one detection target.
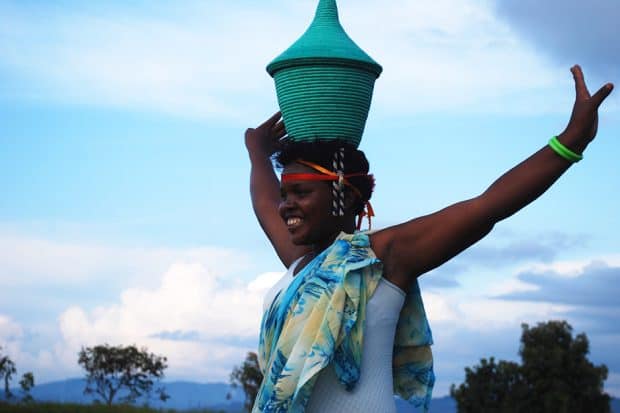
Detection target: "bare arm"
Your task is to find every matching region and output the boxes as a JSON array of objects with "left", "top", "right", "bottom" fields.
[
  {"left": 246, "top": 112, "right": 311, "bottom": 267},
  {"left": 372, "top": 66, "right": 614, "bottom": 287}
]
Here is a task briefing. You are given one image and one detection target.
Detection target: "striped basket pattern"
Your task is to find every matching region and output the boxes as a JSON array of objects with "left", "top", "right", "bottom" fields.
[
  {"left": 267, "top": 0, "right": 382, "bottom": 148},
  {"left": 274, "top": 65, "right": 377, "bottom": 147}
]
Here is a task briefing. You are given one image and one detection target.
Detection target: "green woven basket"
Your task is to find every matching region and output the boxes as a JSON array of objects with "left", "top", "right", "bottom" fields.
[{"left": 266, "top": 0, "right": 382, "bottom": 148}]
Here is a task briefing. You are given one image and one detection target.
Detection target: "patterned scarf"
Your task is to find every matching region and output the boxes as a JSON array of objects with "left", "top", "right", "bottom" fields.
[{"left": 254, "top": 232, "right": 434, "bottom": 412}]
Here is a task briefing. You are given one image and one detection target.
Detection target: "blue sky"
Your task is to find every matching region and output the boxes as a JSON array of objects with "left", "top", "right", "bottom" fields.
[{"left": 1, "top": 0, "right": 619, "bottom": 399}]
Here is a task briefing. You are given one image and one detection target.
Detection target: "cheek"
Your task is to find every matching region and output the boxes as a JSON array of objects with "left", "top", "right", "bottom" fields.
[
  {"left": 277, "top": 201, "right": 286, "bottom": 218},
  {"left": 303, "top": 196, "right": 331, "bottom": 217}
]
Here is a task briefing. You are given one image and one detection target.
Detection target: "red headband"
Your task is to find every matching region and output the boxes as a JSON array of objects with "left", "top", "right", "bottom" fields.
[{"left": 281, "top": 160, "right": 375, "bottom": 230}]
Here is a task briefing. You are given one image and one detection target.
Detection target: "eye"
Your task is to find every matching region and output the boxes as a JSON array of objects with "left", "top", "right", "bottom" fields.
[
  {"left": 294, "top": 186, "right": 312, "bottom": 198},
  {"left": 280, "top": 183, "right": 313, "bottom": 201}
]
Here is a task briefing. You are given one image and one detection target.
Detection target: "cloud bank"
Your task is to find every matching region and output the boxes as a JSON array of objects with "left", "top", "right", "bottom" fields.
[
  {"left": 494, "top": 0, "right": 620, "bottom": 80},
  {"left": 1, "top": 229, "right": 618, "bottom": 396},
  {"left": 0, "top": 0, "right": 571, "bottom": 119},
  {"left": 501, "top": 261, "right": 620, "bottom": 308},
  {"left": 55, "top": 262, "right": 283, "bottom": 381}
]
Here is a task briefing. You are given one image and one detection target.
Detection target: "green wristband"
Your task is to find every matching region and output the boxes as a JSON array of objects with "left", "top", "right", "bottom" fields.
[{"left": 548, "top": 136, "right": 583, "bottom": 163}]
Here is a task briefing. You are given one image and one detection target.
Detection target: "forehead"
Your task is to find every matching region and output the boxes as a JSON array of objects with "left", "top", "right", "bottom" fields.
[{"left": 282, "top": 161, "right": 318, "bottom": 175}]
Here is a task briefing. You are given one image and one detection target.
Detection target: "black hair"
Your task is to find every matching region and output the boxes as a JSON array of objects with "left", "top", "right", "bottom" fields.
[{"left": 274, "top": 139, "right": 374, "bottom": 215}]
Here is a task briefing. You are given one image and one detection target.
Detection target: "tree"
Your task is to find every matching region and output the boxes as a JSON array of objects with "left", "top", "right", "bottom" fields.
[
  {"left": 519, "top": 321, "right": 609, "bottom": 412},
  {"left": 451, "top": 320, "right": 610, "bottom": 413},
  {"left": 18, "top": 372, "right": 35, "bottom": 403},
  {"left": 78, "top": 344, "right": 169, "bottom": 406},
  {"left": 230, "top": 352, "right": 263, "bottom": 412},
  {"left": 0, "top": 347, "right": 16, "bottom": 400},
  {"left": 450, "top": 357, "right": 525, "bottom": 413}
]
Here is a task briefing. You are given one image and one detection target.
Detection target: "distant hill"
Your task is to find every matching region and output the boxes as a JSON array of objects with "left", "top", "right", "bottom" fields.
[
  {"left": 3, "top": 379, "right": 618, "bottom": 412},
  {"left": 3, "top": 378, "right": 244, "bottom": 411}
]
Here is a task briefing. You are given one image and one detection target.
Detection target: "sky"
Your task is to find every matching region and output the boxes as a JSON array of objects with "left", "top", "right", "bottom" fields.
[{"left": 1, "top": 0, "right": 619, "bottom": 400}]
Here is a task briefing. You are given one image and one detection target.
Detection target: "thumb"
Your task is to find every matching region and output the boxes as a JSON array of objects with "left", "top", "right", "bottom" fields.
[{"left": 591, "top": 83, "right": 614, "bottom": 108}]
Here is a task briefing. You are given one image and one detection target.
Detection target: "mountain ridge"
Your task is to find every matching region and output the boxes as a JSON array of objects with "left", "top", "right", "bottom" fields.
[{"left": 4, "top": 378, "right": 619, "bottom": 413}]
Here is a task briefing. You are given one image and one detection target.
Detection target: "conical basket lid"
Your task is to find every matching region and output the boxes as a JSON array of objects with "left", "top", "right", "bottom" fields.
[{"left": 267, "top": 0, "right": 382, "bottom": 77}]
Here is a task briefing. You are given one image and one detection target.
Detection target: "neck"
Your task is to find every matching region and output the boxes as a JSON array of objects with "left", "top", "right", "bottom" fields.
[{"left": 311, "top": 216, "right": 356, "bottom": 255}]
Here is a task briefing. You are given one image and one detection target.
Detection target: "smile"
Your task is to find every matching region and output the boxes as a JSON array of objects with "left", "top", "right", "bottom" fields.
[{"left": 286, "top": 217, "right": 303, "bottom": 228}]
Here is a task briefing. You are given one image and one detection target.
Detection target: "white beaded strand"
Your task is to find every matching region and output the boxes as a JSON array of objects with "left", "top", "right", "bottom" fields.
[{"left": 331, "top": 147, "right": 346, "bottom": 216}]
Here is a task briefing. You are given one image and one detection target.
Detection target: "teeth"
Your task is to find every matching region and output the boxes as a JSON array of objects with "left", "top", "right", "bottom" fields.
[{"left": 287, "top": 217, "right": 302, "bottom": 226}]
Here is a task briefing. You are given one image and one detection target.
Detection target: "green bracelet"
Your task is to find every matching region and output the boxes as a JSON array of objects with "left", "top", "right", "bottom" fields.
[{"left": 548, "top": 136, "right": 583, "bottom": 163}]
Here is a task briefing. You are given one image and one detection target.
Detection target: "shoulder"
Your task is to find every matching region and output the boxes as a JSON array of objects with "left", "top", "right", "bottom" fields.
[
  {"left": 367, "top": 225, "right": 402, "bottom": 262},
  {"left": 368, "top": 225, "right": 423, "bottom": 291}
]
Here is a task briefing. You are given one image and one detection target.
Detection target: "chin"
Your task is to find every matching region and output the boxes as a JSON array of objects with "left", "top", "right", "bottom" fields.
[
  {"left": 290, "top": 234, "right": 311, "bottom": 246},
  {"left": 288, "top": 227, "right": 316, "bottom": 246}
]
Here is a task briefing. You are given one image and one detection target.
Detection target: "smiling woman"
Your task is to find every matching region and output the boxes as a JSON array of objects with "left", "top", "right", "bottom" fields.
[
  {"left": 244, "top": 1, "right": 614, "bottom": 413},
  {"left": 246, "top": 114, "right": 437, "bottom": 412},
  {"left": 245, "top": 62, "right": 614, "bottom": 413}
]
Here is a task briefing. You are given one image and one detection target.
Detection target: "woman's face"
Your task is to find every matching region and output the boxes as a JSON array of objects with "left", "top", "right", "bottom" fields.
[{"left": 278, "top": 162, "right": 340, "bottom": 247}]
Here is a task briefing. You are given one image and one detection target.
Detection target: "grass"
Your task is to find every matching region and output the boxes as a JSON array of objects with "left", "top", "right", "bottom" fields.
[{"left": 0, "top": 402, "right": 230, "bottom": 413}]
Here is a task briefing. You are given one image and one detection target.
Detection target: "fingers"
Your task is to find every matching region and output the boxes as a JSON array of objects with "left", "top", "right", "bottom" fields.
[
  {"left": 571, "top": 64, "right": 614, "bottom": 107},
  {"left": 591, "top": 83, "right": 614, "bottom": 108},
  {"left": 260, "top": 111, "right": 282, "bottom": 128},
  {"left": 571, "top": 65, "right": 591, "bottom": 100},
  {"left": 273, "top": 120, "right": 287, "bottom": 139}
]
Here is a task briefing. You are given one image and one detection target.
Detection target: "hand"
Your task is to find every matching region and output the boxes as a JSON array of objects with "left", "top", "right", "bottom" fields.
[
  {"left": 560, "top": 65, "right": 614, "bottom": 150},
  {"left": 245, "top": 111, "right": 287, "bottom": 158}
]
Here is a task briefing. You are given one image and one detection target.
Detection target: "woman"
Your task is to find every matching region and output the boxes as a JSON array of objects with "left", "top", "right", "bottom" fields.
[{"left": 245, "top": 66, "right": 613, "bottom": 412}]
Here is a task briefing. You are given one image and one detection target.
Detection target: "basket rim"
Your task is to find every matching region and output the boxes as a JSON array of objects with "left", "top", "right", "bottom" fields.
[{"left": 267, "top": 57, "right": 382, "bottom": 77}]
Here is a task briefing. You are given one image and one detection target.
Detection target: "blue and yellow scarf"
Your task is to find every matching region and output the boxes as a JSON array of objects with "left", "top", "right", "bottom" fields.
[{"left": 255, "top": 232, "right": 434, "bottom": 412}]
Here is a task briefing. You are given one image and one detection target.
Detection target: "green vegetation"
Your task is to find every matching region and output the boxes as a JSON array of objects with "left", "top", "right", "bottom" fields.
[
  {"left": 0, "top": 401, "right": 229, "bottom": 413},
  {"left": 451, "top": 320, "right": 610, "bottom": 413},
  {"left": 1, "top": 346, "right": 35, "bottom": 402},
  {"left": 78, "top": 344, "right": 169, "bottom": 406},
  {"left": 230, "top": 352, "right": 262, "bottom": 412}
]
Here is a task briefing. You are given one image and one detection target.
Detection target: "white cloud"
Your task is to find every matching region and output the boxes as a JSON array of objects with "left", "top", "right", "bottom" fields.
[
  {"left": 421, "top": 254, "right": 620, "bottom": 330},
  {"left": 422, "top": 288, "right": 571, "bottom": 332},
  {"left": 2, "top": 227, "right": 618, "bottom": 393},
  {"left": 523, "top": 254, "right": 620, "bottom": 278},
  {"left": 0, "top": 315, "right": 30, "bottom": 376},
  {"left": 0, "top": 2, "right": 291, "bottom": 119},
  {"left": 0, "top": 234, "right": 251, "bottom": 287},
  {"left": 247, "top": 271, "right": 285, "bottom": 293},
  {"left": 0, "top": 0, "right": 579, "bottom": 120},
  {"left": 421, "top": 291, "right": 460, "bottom": 322},
  {"left": 486, "top": 277, "right": 539, "bottom": 296},
  {"left": 346, "top": 0, "right": 560, "bottom": 115},
  {"left": 0, "top": 231, "right": 265, "bottom": 382},
  {"left": 0, "top": 315, "right": 23, "bottom": 340},
  {"left": 55, "top": 263, "right": 282, "bottom": 381}
]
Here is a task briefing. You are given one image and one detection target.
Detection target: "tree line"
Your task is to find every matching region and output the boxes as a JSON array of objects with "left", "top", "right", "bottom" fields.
[{"left": 2, "top": 320, "right": 612, "bottom": 411}]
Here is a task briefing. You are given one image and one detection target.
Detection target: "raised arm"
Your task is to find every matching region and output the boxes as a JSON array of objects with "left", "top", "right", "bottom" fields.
[
  {"left": 372, "top": 66, "right": 614, "bottom": 288},
  {"left": 246, "top": 112, "right": 311, "bottom": 267}
]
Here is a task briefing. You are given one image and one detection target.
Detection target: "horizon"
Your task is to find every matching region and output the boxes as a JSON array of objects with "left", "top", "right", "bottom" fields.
[{"left": 1, "top": 0, "right": 619, "bottom": 399}]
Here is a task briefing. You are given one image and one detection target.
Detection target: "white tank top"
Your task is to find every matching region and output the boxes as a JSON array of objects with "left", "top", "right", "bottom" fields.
[{"left": 262, "top": 258, "right": 406, "bottom": 413}]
